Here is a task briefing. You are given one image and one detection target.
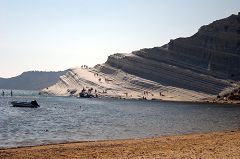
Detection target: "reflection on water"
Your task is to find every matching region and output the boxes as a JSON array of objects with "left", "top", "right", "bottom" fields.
[{"left": 0, "top": 90, "right": 240, "bottom": 148}]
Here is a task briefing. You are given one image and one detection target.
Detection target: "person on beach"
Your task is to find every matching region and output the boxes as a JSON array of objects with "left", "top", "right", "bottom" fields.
[
  {"left": 2, "top": 90, "right": 4, "bottom": 97},
  {"left": 11, "top": 90, "right": 13, "bottom": 97}
]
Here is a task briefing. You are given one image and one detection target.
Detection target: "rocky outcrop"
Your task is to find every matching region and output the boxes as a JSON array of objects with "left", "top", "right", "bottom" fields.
[
  {"left": 0, "top": 70, "right": 68, "bottom": 90},
  {"left": 42, "top": 67, "right": 213, "bottom": 101},
  {"left": 167, "top": 13, "right": 240, "bottom": 80},
  {"left": 104, "top": 13, "right": 240, "bottom": 95},
  {"left": 42, "top": 13, "right": 240, "bottom": 101},
  {"left": 105, "top": 53, "right": 230, "bottom": 95}
]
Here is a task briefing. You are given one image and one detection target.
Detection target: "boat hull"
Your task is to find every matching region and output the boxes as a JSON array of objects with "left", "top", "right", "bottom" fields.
[{"left": 11, "top": 101, "right": 40, "bottom": 108}]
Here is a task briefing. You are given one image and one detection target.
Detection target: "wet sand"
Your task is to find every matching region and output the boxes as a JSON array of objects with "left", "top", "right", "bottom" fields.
[{"left": 1, "top": 130, "right": 240, "bottom": 159}]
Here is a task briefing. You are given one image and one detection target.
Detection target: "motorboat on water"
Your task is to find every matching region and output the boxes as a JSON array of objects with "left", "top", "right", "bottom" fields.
[{"left": 11, "top": 100, "right": 40, "bottom": 108}]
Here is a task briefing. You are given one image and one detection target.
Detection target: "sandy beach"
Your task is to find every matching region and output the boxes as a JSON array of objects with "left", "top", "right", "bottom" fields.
[{"left": 1, "top": 130, "right": 240, "bottom": 159}]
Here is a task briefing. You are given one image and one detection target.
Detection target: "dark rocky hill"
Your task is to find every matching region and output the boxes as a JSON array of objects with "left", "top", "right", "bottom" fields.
[{"left": 0, "top": 70, "right": 68, "bottom": 90}]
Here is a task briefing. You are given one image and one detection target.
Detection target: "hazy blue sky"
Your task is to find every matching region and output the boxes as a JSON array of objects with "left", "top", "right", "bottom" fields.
[{"left": 0, "top": 0, "right": 239, "bottom": 77}]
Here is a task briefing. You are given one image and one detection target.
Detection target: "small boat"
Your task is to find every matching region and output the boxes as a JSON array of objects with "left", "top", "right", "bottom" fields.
[{"left": 11, "top": 100, "right": 40, "bottom": 108}]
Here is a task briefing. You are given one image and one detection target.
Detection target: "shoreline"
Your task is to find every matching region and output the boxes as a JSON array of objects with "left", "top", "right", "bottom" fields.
[
  {"left": 42, "top": 93, "right": 240, "bottom": 106},
  {"left": 1, "top": 130, "right": 240, "bottom": 158},
  {"left": 4, "top": 91, "right": 240, "bottom": 106},
  {"left": 1, "top": 129, "right": 239, "bottom": 150}
]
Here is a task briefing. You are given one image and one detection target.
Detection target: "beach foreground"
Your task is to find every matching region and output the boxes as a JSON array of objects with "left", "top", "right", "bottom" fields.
[{"left": 1, "top": 131, "right": 240, "bottom": 159}]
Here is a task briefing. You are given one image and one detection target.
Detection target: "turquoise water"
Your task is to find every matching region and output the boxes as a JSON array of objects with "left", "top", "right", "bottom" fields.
[{"left": 0, "top": 90, "right": 240, "bottom": 148}]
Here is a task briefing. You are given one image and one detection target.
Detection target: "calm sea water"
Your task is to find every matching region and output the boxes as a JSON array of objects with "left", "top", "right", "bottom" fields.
[{"left": 0, "top": 90, "right": 240, "bottom": 148}]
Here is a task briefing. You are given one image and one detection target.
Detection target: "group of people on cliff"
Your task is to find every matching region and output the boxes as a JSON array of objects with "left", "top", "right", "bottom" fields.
[{"left": 79, "top": 87, "right": 98, "bottom": 98}]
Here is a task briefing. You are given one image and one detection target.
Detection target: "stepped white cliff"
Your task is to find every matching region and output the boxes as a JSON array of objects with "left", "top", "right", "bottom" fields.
[{"left": 41, "top": 13, "right": 240, "bottom": 102}]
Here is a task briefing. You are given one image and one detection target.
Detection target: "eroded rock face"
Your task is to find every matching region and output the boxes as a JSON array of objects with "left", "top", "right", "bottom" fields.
[
  {"left": 168, "top": 14, "right": 240, "bottom": 80},
  {"left": 104, "top": 14, "right": 240, "bottom": 95},
  {"left": 42, "top": 14, "right": 239, "bottom": 99}
]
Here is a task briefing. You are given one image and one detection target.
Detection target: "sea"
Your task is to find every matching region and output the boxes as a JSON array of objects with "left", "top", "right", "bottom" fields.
[{"left": 0, "top": 89, "right": 240, "bottom": 148}]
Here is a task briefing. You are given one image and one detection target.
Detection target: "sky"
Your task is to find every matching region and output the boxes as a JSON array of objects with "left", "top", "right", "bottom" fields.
[{"left": 0, "top": 0, "right": 239, "bottom": 78}]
